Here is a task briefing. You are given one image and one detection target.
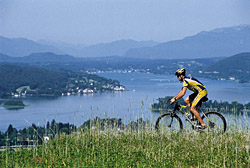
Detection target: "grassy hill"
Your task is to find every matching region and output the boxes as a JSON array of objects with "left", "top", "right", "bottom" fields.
[
  {"left": 0, "top": 114, "right": 249, "bottom": 167},
  {"left": 1, "top": 128, "right": 249, "bottom": 167}
]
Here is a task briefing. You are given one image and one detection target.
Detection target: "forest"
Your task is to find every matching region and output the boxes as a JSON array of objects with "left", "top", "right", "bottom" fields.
[{"left": 0, "top": 63, "right": 122, "bottom": 98}]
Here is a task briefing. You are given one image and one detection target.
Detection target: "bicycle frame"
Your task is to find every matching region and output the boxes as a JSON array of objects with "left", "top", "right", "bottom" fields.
[{"left": 172, "top": 102, "right": 209, "bottom": 127}]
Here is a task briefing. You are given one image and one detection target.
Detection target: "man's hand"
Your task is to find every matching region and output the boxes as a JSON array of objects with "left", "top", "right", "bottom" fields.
[{"left": 170, "top": 97, "right": 176, "bottom": 105}]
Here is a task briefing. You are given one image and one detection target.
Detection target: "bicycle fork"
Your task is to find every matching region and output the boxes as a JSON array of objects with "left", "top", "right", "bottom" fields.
[{"left": 168, "top": 113, "right": 175, "bottom": 128}]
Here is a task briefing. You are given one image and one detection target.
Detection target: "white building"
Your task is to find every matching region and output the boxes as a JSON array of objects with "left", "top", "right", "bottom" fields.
[{"left": 83, "top": 88, "right": 94, "bottom": 94}]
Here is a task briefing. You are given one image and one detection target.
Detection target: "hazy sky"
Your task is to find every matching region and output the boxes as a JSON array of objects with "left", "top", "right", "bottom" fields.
[{"left": 1, "top": 0, "right": 250, "bottom": 45}]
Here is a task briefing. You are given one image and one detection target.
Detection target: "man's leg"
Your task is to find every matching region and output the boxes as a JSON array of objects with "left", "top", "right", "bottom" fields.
[
  {"left": 184, "top": 97, "right": 191, "bottom": 107},
  {"left": 185, "top": 97, "right": 197, "bottom": 120},
  {"left": 189, "top": 106, "right": 205, "bottom": 126},
  {"left": 185, "top": 93, "right": 197, "bottom": 119},
  {"left": 184, "top": 93, "right": 197, "bottom": 107},
  {"left": 190, "top": 90, "right": 207, "bottom": 127}
]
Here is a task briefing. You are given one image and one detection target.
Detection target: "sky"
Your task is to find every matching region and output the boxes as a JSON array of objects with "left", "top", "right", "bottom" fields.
[{"left": 1, "top": 0, "right": 250, "bottom": 45}]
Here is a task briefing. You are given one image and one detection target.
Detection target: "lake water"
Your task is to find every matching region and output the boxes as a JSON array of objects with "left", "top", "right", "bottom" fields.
[{"left": 0, "top": 73, "right": 249, "bottom": 132}]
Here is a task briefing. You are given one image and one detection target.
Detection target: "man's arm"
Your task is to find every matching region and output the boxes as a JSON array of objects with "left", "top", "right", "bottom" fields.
[{"left": 170, "top": 87, "right": 187, "bottom": 104}]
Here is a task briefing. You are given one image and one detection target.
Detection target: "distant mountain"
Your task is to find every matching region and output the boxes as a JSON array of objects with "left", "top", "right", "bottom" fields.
[
  {"left": 0, "top": 36, "right": 64, "bottom": 57},
  {"left": 0, "top": 52, "right": 79, "bottom": 63},
  {"left": 39, "top": 39, "right": 159, "bottom": 57},
  {"left": 19, "top": 52, "right": 80, "bottom": 63},
  {"left": 0, "top": 36, "right": 158, "bottom": 58},
  {"left": 77, "top": 39, "right": 158, "bottom": 57},
  {"left": 37, "top": 40, "right": 87, "bottom": 57},
  {"left": 0, "top": 53, "right": 15, "bottom": 62},
  {"left": 125, "top": 25, "right": 250, "bottom": 59},
  {"left": 0, "top": 52, "right": 149, "bottom": 65},
  {"left": 195, "top": 52, "right": 250, "bottom": 83},
  {"left": 2, "top": 25, "right": 250, "bottom": 59}
]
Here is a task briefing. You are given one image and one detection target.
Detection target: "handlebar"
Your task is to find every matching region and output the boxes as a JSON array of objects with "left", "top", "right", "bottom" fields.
[
  {"left": 167, "top": 99, "right": 187, "bottom": 112},
  {"left": 166, "top": 99, "right": 181, "bottom": 112}
]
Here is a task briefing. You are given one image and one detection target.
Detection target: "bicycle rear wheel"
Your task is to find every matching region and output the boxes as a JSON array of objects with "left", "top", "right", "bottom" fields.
[
  {"left": 155, "top": 113, "right": 183, "bottom": 133},
  {"left": 201, "top": 111, "right": 227, "bottom": 135}
]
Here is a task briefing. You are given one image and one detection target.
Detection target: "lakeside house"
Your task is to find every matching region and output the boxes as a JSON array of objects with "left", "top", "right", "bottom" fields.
[
  {"left": 83, "top": 88, "right": 94, "bottom": 94},
  {"left": 114, "top": 86, "right": 126, "bottom": 91}
]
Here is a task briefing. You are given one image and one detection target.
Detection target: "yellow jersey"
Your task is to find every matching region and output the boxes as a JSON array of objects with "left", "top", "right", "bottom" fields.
[{"left": 183, "top": 77, "right": 206, "bottom": 93}]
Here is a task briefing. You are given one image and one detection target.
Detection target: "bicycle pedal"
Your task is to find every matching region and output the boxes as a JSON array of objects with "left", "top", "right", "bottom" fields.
[{"left": 195, "top": 125, "right": 207, "bottom": 131}]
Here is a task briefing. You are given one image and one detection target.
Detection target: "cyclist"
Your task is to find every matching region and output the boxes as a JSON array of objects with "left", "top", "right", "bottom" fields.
[{"left": 170, "top": 68, "right": 207, "bottom": 129}]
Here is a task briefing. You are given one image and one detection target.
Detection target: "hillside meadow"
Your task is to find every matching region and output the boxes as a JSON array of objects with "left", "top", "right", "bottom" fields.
[{"left": 1, "top": 124, "right": 249, "bottom": 167}]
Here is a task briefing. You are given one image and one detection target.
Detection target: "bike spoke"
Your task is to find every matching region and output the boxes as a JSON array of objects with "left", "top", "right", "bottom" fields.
[
  {"left": 156, "top": 113, "right": 183, "bottom": 134},
  {"left": 202, "top": 112, "right": 226, "bottom": 135}
]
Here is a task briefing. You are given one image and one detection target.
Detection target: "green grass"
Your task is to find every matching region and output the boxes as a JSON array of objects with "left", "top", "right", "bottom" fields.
[{"left": 1, "top": 127, "right": 249, "bottom": 167}]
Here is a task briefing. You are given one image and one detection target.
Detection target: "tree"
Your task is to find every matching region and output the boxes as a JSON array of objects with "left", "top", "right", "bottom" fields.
[
  {"left": 6, "top": 124, "right": 14, "bottom": 135},
  {"left": 51, "top": 119, "right": 56, "bottom": 133}
]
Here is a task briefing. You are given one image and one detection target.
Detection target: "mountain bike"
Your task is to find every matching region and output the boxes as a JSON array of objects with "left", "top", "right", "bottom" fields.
[{"left": 155, "top": 99, "right": 227, "bottom": 135}]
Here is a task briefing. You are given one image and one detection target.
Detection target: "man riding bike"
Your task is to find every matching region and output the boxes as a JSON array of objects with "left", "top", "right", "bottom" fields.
[{"left": 170, "top": 68, "right": 207, "bottom": 129}]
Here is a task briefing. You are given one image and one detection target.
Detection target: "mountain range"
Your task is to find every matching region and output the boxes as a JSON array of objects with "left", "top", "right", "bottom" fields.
[
  {"left": 0, "top": 52, "right": 79, "bottom": 63},
  {"left": 125, "top": 25, "right": 250, "bottom": 59},
  {"left": 0, "top": 52, "right": 146, "bottom": 63},
  {"left": 0, "top": 25, "right": 249, "bottom": 59},
  {"left": 38, "top": 39, "right": 158, "bottom": 57},
  {"left": 0, "top": 36, "right": 158, "bottom": 57},
  {"left": 0, "top": 36, "right": 64, "bottom": 57}
]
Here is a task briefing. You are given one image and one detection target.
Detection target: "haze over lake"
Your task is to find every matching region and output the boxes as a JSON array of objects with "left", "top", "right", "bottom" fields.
[{"left": 0, "top": 73, "right": 249, "bottom": 131}]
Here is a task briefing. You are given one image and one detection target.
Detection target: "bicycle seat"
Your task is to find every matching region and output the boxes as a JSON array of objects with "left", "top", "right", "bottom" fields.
[{"left": 201, "top": 96, "right": 208, "bottom": 102}]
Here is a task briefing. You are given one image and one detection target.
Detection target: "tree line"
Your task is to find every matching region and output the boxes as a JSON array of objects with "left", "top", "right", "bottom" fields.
[
  {"left": 0, "top": 117, "right": 150, "bottom": 147},
  {"left": 0, "top": 119, "right": 77, "bottom": 147},
  {"left": 151, "top": 96, "right": 250, "bottom": 114}
]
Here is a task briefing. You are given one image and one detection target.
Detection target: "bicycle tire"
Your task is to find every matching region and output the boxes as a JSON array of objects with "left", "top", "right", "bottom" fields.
[
  {"left": 155, "top": 113, "right": 183, "bottom": 133},
  {"left": 201, "top": 111, "right": 227, "bottom": 135}
]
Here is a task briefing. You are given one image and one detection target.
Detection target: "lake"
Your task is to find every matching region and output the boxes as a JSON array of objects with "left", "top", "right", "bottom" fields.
[{"left": 0, "top": 73, "right": 249, "bottom": 131}]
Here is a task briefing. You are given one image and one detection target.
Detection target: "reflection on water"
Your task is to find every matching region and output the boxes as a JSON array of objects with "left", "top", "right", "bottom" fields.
[{"left": 0, "top": 73, "right": 249, "bottom": 131}]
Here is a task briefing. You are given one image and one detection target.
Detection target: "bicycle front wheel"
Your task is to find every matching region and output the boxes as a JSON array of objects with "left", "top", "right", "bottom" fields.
[
  {"left": 155, "top": 113, "right": 183, "bottom": 133},
  {"left": 201, "top": 111, "right": 227, "bottom": 135}
]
